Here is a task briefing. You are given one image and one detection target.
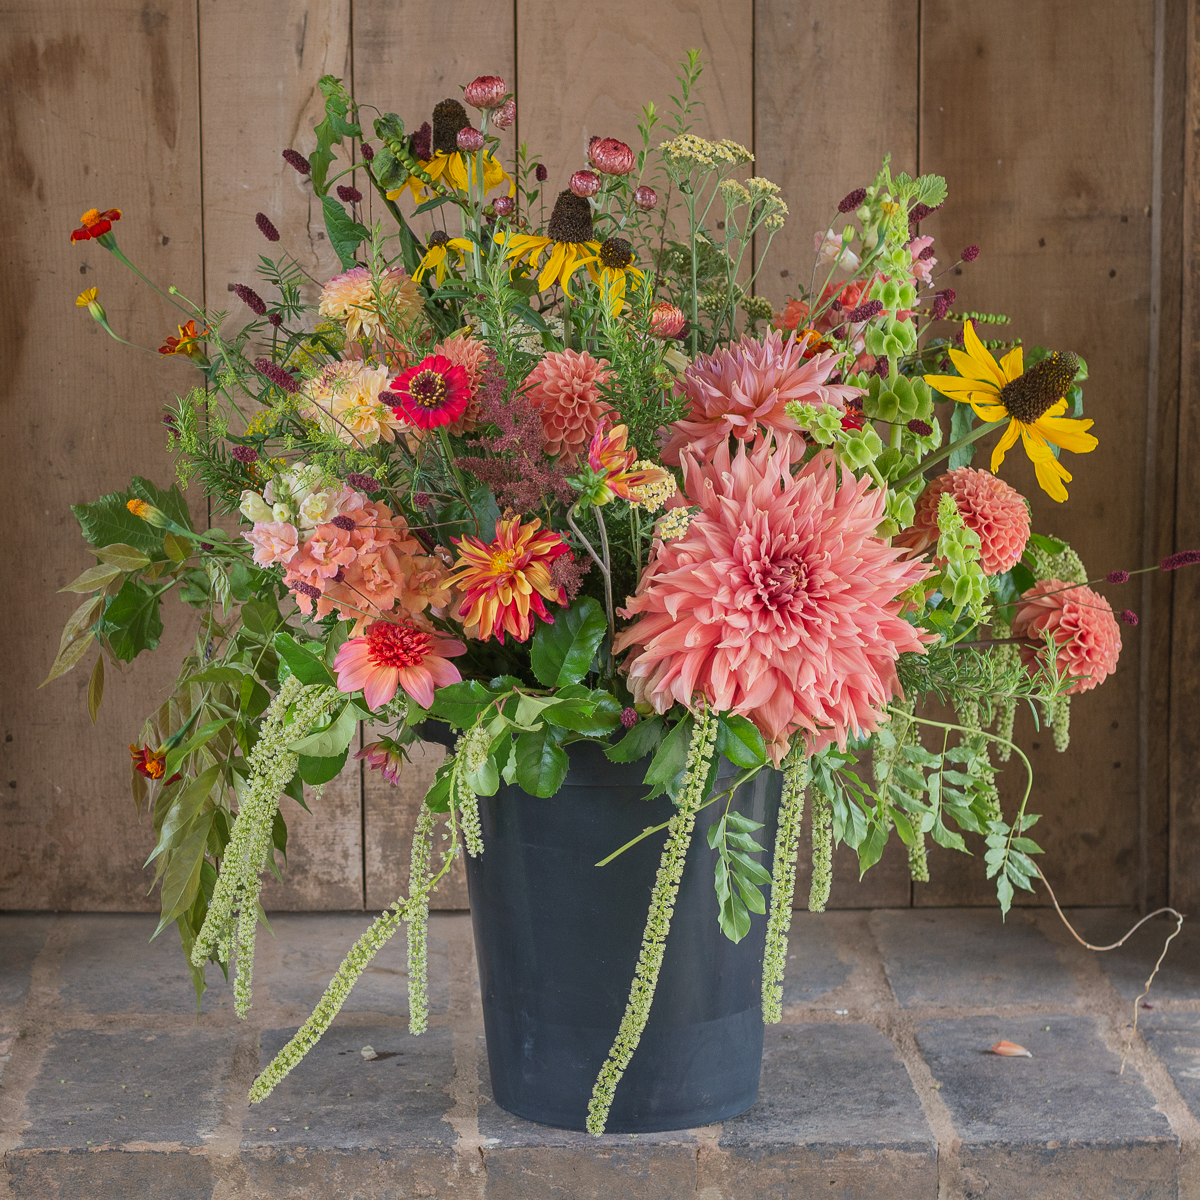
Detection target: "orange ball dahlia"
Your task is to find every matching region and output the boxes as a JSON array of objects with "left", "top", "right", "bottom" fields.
[
  {"left": 661, "top": 327, "right": 862, "bottom": 466},
  {"left": 894, "top": 467, "right": 1031, "bottom": 576},
  {"left": 432, "top": 332, "right": 490, "bottom": 434},
  {"left": 614, "top": 439, "right": 932, "bottom": 762},
  {"left": 523, "top": 348, "right": 613, "bottom": 462},
  {"left": 1011, "top": 579, "right": 1122, "bottom": 694}
]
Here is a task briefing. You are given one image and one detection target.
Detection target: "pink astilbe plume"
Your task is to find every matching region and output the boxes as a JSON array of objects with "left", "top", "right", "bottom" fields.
[
  {"left": 662, "top": 328, "right": 863, "bottom": 466},
  {"left": 614, "top": 439, "right": 932, "bottom": 762}
]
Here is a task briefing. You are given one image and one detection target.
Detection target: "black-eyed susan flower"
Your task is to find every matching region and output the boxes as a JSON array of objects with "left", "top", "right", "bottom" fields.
[
  {"left": 495, "top": 190, "right": 599, "bottom": 296},
  {"left": 413, "top": 230, "right": 476, "bottom": 285},
  {"left": 924, "top": 321, "right": 1096, "bottom": 502},
  {"left": 586, "top": 237, "right": 645, "bottom": 315},
  {"left": 70, "top": 208, "right": 121, "bottom": 243}
]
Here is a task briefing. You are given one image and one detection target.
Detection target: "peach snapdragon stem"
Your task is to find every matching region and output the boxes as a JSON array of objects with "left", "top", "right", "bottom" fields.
[{"left": 893, "top": 419, "right": 1006, "bottom": 489}]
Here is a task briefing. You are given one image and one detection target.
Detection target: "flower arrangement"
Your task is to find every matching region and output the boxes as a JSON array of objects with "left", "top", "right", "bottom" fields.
[{"left": 54, "top": 55, "right": 1189, "bottom": 1134}]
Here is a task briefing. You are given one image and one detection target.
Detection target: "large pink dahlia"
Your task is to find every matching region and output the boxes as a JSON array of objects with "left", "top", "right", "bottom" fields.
[
  {"left": 895, "top": 467, "right": 1031, "bottom": 576},
  {"left": 614, "top": 439, "right": 932, "bottom": 762},
  {"left": 662, "top": 328, "right": 863, "bottom": 466},
  {"left": 1011, "top": 579, "right": 1122, "bottom": 694}
]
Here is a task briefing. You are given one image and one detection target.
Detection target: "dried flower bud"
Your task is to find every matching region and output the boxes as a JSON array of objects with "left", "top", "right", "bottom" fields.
[
  {"left": 570, "top": 169, "right": 600, "bottom": 198},
  {"left": 838, "top": 188, "right": 867, "bottom": 214},
  {"left": 282, "top": 148, "right": 311, "bottom": 175},
  {"left": 409, "top": 122, "right": 432, "bottom": 162},
  {"left": 336, "top": 184, "right": 363, "bottom": 203},
  {"left": 464, "top": 76, "right": 507, "bottom": 109},
  {"left": 649, "top": 302, "right": 687, "bottom": 339},
  {"left": 457, "top": 126, "right": 485, "bottom": 153},
  {"left": 634, "top": 185, "right": 658, "bottom": 210},
  {"left": 1121, "top": 609, "right": 1139, "bottom": 626},
  {"left": 252, "top": 357, "right": 300, "bottom": 394},
  {"left": 360, "top": 142, "right": 375, "bottom": 162},
  {"left": 331, "top": 515, "right": 356, "bottom": 531},
  {"left": 1107, "top": 569, "right": 1130, "bottom": 584},
  {"left": 346, "top": 472, "right": 380, "bottom": 492},
  {"left": 535, "top": 163, "right": 548, "bottom": 182},
  {"left": 267, "top": 312, "right": 283, "bottom": 328},
  {"left": 492, "top": 97, "right": 516, "bottom": 130},
  {"left": 233, "top": 284, "right": 266, "bottom": 316},
  {"left": 332, "top": 567, "right": 346, "bottom": 583},
  {"left": 588, "top": 137, "right": 635, "bottom": 176},
  {"left": 493, "top": 195, "right": 515, "bottom": 217},
  {"left": 231, "top": 445, "right": 259, "bottom": 463},
  {"left": 290, "top": 580, "right": 322, "bottom": 600},
  {"left": 1161, "top": 549, "right": 1200, "bottom": 571},
  {"left": 847, "top": 300, "right": 884, "bottom": 323},
  {"left": 620, "top": 707, "right": 639, "bottom": 729},
  {"left": 917, "top": 245, "right": 936, "bottom": 261},
  {"left": 255, "top": 212, "right": 281, "bottom": 242},
  {"left": 962, "top": 244, "right": 980, "bottom": 262}
]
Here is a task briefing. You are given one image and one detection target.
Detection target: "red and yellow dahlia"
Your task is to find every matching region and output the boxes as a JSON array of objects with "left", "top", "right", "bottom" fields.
[
  {"left": 333, "top": 620, "right": 465, "bottom": 711},
  {"left": 450, "top": 516, "right": 570, "bottom": 643},
  {"left": 389, "top": 354, "right": 471, "bottom": 430},
  {"left": 585, "top": 423, "right": 674, "bottom": 506},
  {"left": 614, "top": 438, "right": 932, "bottom": 763}
]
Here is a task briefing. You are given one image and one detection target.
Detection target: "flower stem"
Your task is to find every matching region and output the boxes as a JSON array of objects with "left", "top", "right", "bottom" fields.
[{"left": 893, "top": 419, "right": 1006, "bottom": 489}]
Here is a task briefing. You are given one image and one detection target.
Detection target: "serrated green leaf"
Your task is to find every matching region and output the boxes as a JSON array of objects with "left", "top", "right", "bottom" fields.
[
  {"left": 714, "top": 713, "right": 767, "bottom": 768},
  {"left": 103, "top": 578, "right": 164, "bottom": 662},
  {"left": 299, "top": 747, "right": 349, "bottom": 785},
  {"left": 165, "top": 719, "right": 230, "bottom": 778},
  {"left": 146, "top": 765, "right": 222, "bottom": 867},
  {"left": 273, "top": 632, "right": 335, "bottom": 687},
  {"left": 288, "top": 703, "right": 357, "bottom": 757},
  {"left": 514, "top": 727, "right": 569, "bottom": 798},
  {"left": 529, "top": 597, "right": 607, "bottom": 688},
  {"left": 605, "top": 715, "right": 663, "bottom": 763},
  {"left": 319, "top": 195, "right": 370, "bottom": 270},
  {"left": 857, "top": 822, "right": 888, "bottom": 877},
  {"left": 996, "top": 873, "right": 1014, "bottom": 916},
  {"left": 428, "top": 680, "right": 499, "bottom": 728},
  {"left": 949, "top": 402, "right": 977, "bottom": 469},
  {"left": 641, "top": 716, "right": 693, "bottom": 799}
]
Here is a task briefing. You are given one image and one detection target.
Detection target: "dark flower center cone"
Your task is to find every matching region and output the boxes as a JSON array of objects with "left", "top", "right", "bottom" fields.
[
  {"left": 547, "top": 190, "right": 594, "bottom": 243},
  {"left": 433, "top": 99, "right": 470, "bottom": 156},
  {"left": 999, "top": 351, "right": 1079, "bottom": 424}
]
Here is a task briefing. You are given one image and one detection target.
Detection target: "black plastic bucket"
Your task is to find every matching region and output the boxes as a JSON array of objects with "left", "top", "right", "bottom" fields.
[{"left": 462, "top": 738, "right": 780, "bottom": 1133}]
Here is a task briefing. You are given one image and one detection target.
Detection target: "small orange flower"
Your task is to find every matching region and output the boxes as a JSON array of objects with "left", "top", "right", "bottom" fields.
[
  {"left": 450, "top": 516, "right": 571, "bottom": 643},
  {"left": 129, "top": 744, "right": 166, "bottom": 780},
  {"left": 158, "top": 319, "right": 206, "bottom": 358},
  {"left": 71, "top": 208, "right": 121, "bottom": 243},
  {"left": 585, "top": 423, "right": 673, "bottom": 506}
]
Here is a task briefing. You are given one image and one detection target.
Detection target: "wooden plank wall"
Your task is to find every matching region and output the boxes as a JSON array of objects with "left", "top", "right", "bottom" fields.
[{"left": 1, "top": 0, "right": 1187, "bottom": 913}]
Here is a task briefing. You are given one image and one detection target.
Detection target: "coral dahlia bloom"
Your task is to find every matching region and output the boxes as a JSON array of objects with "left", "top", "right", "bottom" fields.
[
  {"left": 450, "top": 516, "right": 570, "bottom": 643},
  {"left": 662, "top": 328, "right": 863, "bottom": 466},
  {"left": 524, "top": 348, "right": 614, "bottom": 461},
  {"left": 318, "top": 266, "right": 420, "bottom": 340},
  {"left": 614, "top": 439, "right": 932, "bottom": 762},
  {"left": 389, "top": 354, "right": 471, "bottom": 429},
  {"left": 1011, "top": 579, "right": 1122, "bottom": 694},
  {"left": 894, "top": 467, "right": 1031, "bottom": 576},
  {"left": 334, "top": 620, "right": 466, "bottom": 711}
]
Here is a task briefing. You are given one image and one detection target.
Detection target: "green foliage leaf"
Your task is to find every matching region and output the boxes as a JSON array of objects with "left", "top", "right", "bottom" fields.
[
  {"left": 155, "top": 810, "right": 213, "bottom": 937},
  {"left": 605, "top": 715, "right": 664, "bottom": 762},
  {"left": 147, "top": 764, "right": 222, "bottom": 867},
  {"left": 103, "top": 578, "right": 164, "bottom": 662},
  {"left": 288, "top": 702, "right": 358, "bottom": 757},
  {"left": 319, "top": 195, "right": 371, "bottom": 271},
  {"left": 709, "top": 810, "right": 769, "bottom": 943},
  {"left": 311, "top": 75, "right": 362, "bottom": 193},
  {"left": 715, "top": 713, "right": 767, "bottom": 768},
  {"left": 428, "top": 680, "right": 499, "bottom": 728},
  {"left": 514, "top": 727, "right": 569, "bottom": 797},
  {"left": 273, "top": 632, "right": 335, "bottom": 686},
  {"left": 60, "top": 563, "right": 123, "bottom": 593},
  {"left": 949, "top": 403, "right": 977, "bottom": 469},
  {"left": 530, "top": 597, "right": 607, "bottom": 688},
  {"left": 299, "top": 746, "right": 349, "bottom": 785},
  {"left": 641, "top": 715, "right": 693, "bottom": 800}
]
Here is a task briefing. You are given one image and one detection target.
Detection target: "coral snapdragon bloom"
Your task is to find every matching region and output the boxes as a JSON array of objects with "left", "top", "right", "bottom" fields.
[
  {"left": 450, "top": 516, "right": 570, "bottom": 643},
  {"left": 923, "top": 322, "right": 1097, "bottom": 502},
  {"left": 584, "top": 423, "right": 673, "bottom": 506},
  {"left": 614, "top": 438, "right": 932, "bottom": 763},
  {"left": 158, "top": 320, "right": 206, "bottom": 359},
  {"left": 71, "top": 208, "right": 121, "bottom": 243},
  {"left": 333, "top": 620, "right": 465, "bottom": 711}
]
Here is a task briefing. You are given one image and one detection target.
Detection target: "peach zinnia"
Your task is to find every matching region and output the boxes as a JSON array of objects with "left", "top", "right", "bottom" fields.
[
  {"left": 615, "top": 438, "right": 931, "bottom": 762},
  {"left": 450, "top": 516, "right": 570, "bottom": 643},
  {"left": 524, "top": 348, "right": 613, "bottom": 462},
  {"left": 895, "top": 467, "right": 1031, "bottom": 576},
  {"left": 1011, "top": 579, "right": 1122, "bottom": 694},
  {"left": 662, "top": 327, "right": 862, "bottom": 465},
  {"left": 333, "top": 620, "right": 465, "bottom": 711}
]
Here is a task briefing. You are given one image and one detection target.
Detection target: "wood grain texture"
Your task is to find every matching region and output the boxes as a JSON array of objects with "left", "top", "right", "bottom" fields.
[
  {"left": 916, "top": 1, "right": 1158, "bottom": 906},
  {"left": 753, "top": 1, "right": 919, "bottom": 310},
  {"left": 1170, "top": 0, "right": 1200, "bottom": 911},
  {"left": 0, "top": 1, "right": 204, "bottom": 910},
  {"left": 515, "top": 0, "right": 753, "bottom": 206}
]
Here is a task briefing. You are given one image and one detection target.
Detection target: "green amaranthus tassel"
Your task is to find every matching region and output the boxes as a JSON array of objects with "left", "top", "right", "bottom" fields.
[
  {"left": 405, "top": 804, "right": 437, "bottom": 1036},
  {"left": 809, "top": 781, "right": 833, "bottom": 912},
  {"left": 586, "top": 704, "right": 718, "bottom": 1136},
  {"left": 761, "top": 746, "right": 809, "bottom": 1024}
]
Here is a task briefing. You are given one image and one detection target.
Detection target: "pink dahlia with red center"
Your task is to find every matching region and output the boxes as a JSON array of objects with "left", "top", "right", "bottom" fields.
[
  {"left": 334, "top": 620, "right": 466, "bottom": 710},
  {"left": 1011, "top": 579, "right": 1122, "bottom": 694},
  {"left": 895, "top": 466, "right": 1031, "bottom": 576},
  {"left": 614, "top": 438, "right": 932, "bottom": 762},
  {"left": 662, "top": 328, "right": 863, "bottom": 466}
]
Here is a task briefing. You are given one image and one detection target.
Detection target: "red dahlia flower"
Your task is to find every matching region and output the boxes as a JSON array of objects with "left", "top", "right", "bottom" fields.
[{"left": 388, "top": 354, "right": 471, "bottom": 429}]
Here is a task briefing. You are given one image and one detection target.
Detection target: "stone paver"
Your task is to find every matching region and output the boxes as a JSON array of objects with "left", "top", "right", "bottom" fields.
[{"left": 1, "top": 907, "right": 1196, "bottom": 1199}]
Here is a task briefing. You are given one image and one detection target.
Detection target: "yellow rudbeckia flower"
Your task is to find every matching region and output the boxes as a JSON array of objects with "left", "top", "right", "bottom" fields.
[
  {"left": 386, "top": 151, "right": 515, "bottom": 205},
  {"left": 924, "top": 321, "right": 1097, "bottom": 503},
  {"left": 495, "top": 190, "right": 599, "bottom": 296},
  {"left": 413, "top": 231, "right": 476, "bottom": 285},
  {"left": 585, "top": 237, "right": 645, "bottom": 315}
]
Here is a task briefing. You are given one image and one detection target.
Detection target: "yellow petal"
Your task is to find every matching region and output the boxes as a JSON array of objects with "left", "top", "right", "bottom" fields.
[
  {"left": 947, "top": 347, "right": 1004, "bottom": 390},
  {"left": 999, "top": 345, "right": 1024, "bottom": 381},
  {"left": 1044, "top": 398, "right": 1068, "bottom": 418},
  {"left": 970, "top": 401, "right": 1010, "bottom": 422},
  {"left": 1021, "top": 426, "right": 1071, "bottom": 502},
  {"left": 924, "top": 373, "right": 983, "bottom": 401},
  {"left": 560, "top": 246, "right": 592, "bottom": 296},
  {"left": 990, "top": 419, "right": 1021, "bottom": 473},
  {"left": 537, "top": 241, "right": 568, "bottom": 292},
  {"left": 962, "top": 320, "right": 1008, "bottom": 389},
  {"left": 1035, "top": 415, "right": 1098, "bottom": 455}
]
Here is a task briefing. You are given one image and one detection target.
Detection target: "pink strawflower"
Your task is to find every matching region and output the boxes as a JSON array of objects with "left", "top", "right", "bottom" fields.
[
  {"left": 662, "top": 328, "right": 863, "bottom": 466},
  {"left": 464, "top": 75, "right": 507, "bottom": 110},
  {"left": 334, "top": 620, "right": 466, "bottom": 711},
  {"left": 588, "top": 137, "right": 635, "bottom": 176},
  {"left": 244, "top": 521, "right": 299, "bottom": 566},
  {"left": 1011, "top": 579, "right": 1122, "bottom": 694},
  {"left": 649, "top": 302, "right": 687, "bottom": 339},
  {"left": 615, "top": 439, "right": 932, "bottom": 763},
  {"left": 356, "top": 739, "right": 406, "bottom": 785},
  {"left": 524, "top": 348, "right": 614, "bottom": 462},
  {"left": 894, "top": 467, "right": 1031, "bottom": 576}
]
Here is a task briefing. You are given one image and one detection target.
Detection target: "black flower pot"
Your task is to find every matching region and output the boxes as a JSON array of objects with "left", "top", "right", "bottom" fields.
[{"left": 462, "top": 738, "right": 780, "bottom": 1133}]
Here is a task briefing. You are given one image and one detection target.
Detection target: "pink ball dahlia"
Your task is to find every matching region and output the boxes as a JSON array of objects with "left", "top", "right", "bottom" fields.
[
  {"left": 614, "top": 439, "right": 932, "bottom": 762},
  {"left": 1011, "top": 579, "right": 1122, "bottom": 694},
  {"left": 894, "top": 467, "right": 1031, "bottom": 576},
  {"left": 662, "top": 327, "right": 863, "bottom": 466},
  {"left": 523, "top": 348, "right": 613, "bottom": 462}
]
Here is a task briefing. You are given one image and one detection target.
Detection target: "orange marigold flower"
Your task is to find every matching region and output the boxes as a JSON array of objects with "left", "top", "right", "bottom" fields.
[
  {"left": 129, "top": 743, "right": 166, "bottom": 780},
  {"left": 158, "top": 319, "right": 206, "bottom": 359},
  {"left": 71, "top": 208, "right": 121, "bottom": 243},
  {"left": 450, "top": 515, "right": 571, "bottom": 643}
]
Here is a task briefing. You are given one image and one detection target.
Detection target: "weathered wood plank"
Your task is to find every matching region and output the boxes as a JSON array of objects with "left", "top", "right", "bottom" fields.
[
  {"left": 0, "top": 1, "right": 204, "bottom": 911},
  {"left": 753, "top": 1, "right": 919, "bottom": 312},
  {"left": 916, "top": 0, "right": 1158, "bottom": 906}
]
